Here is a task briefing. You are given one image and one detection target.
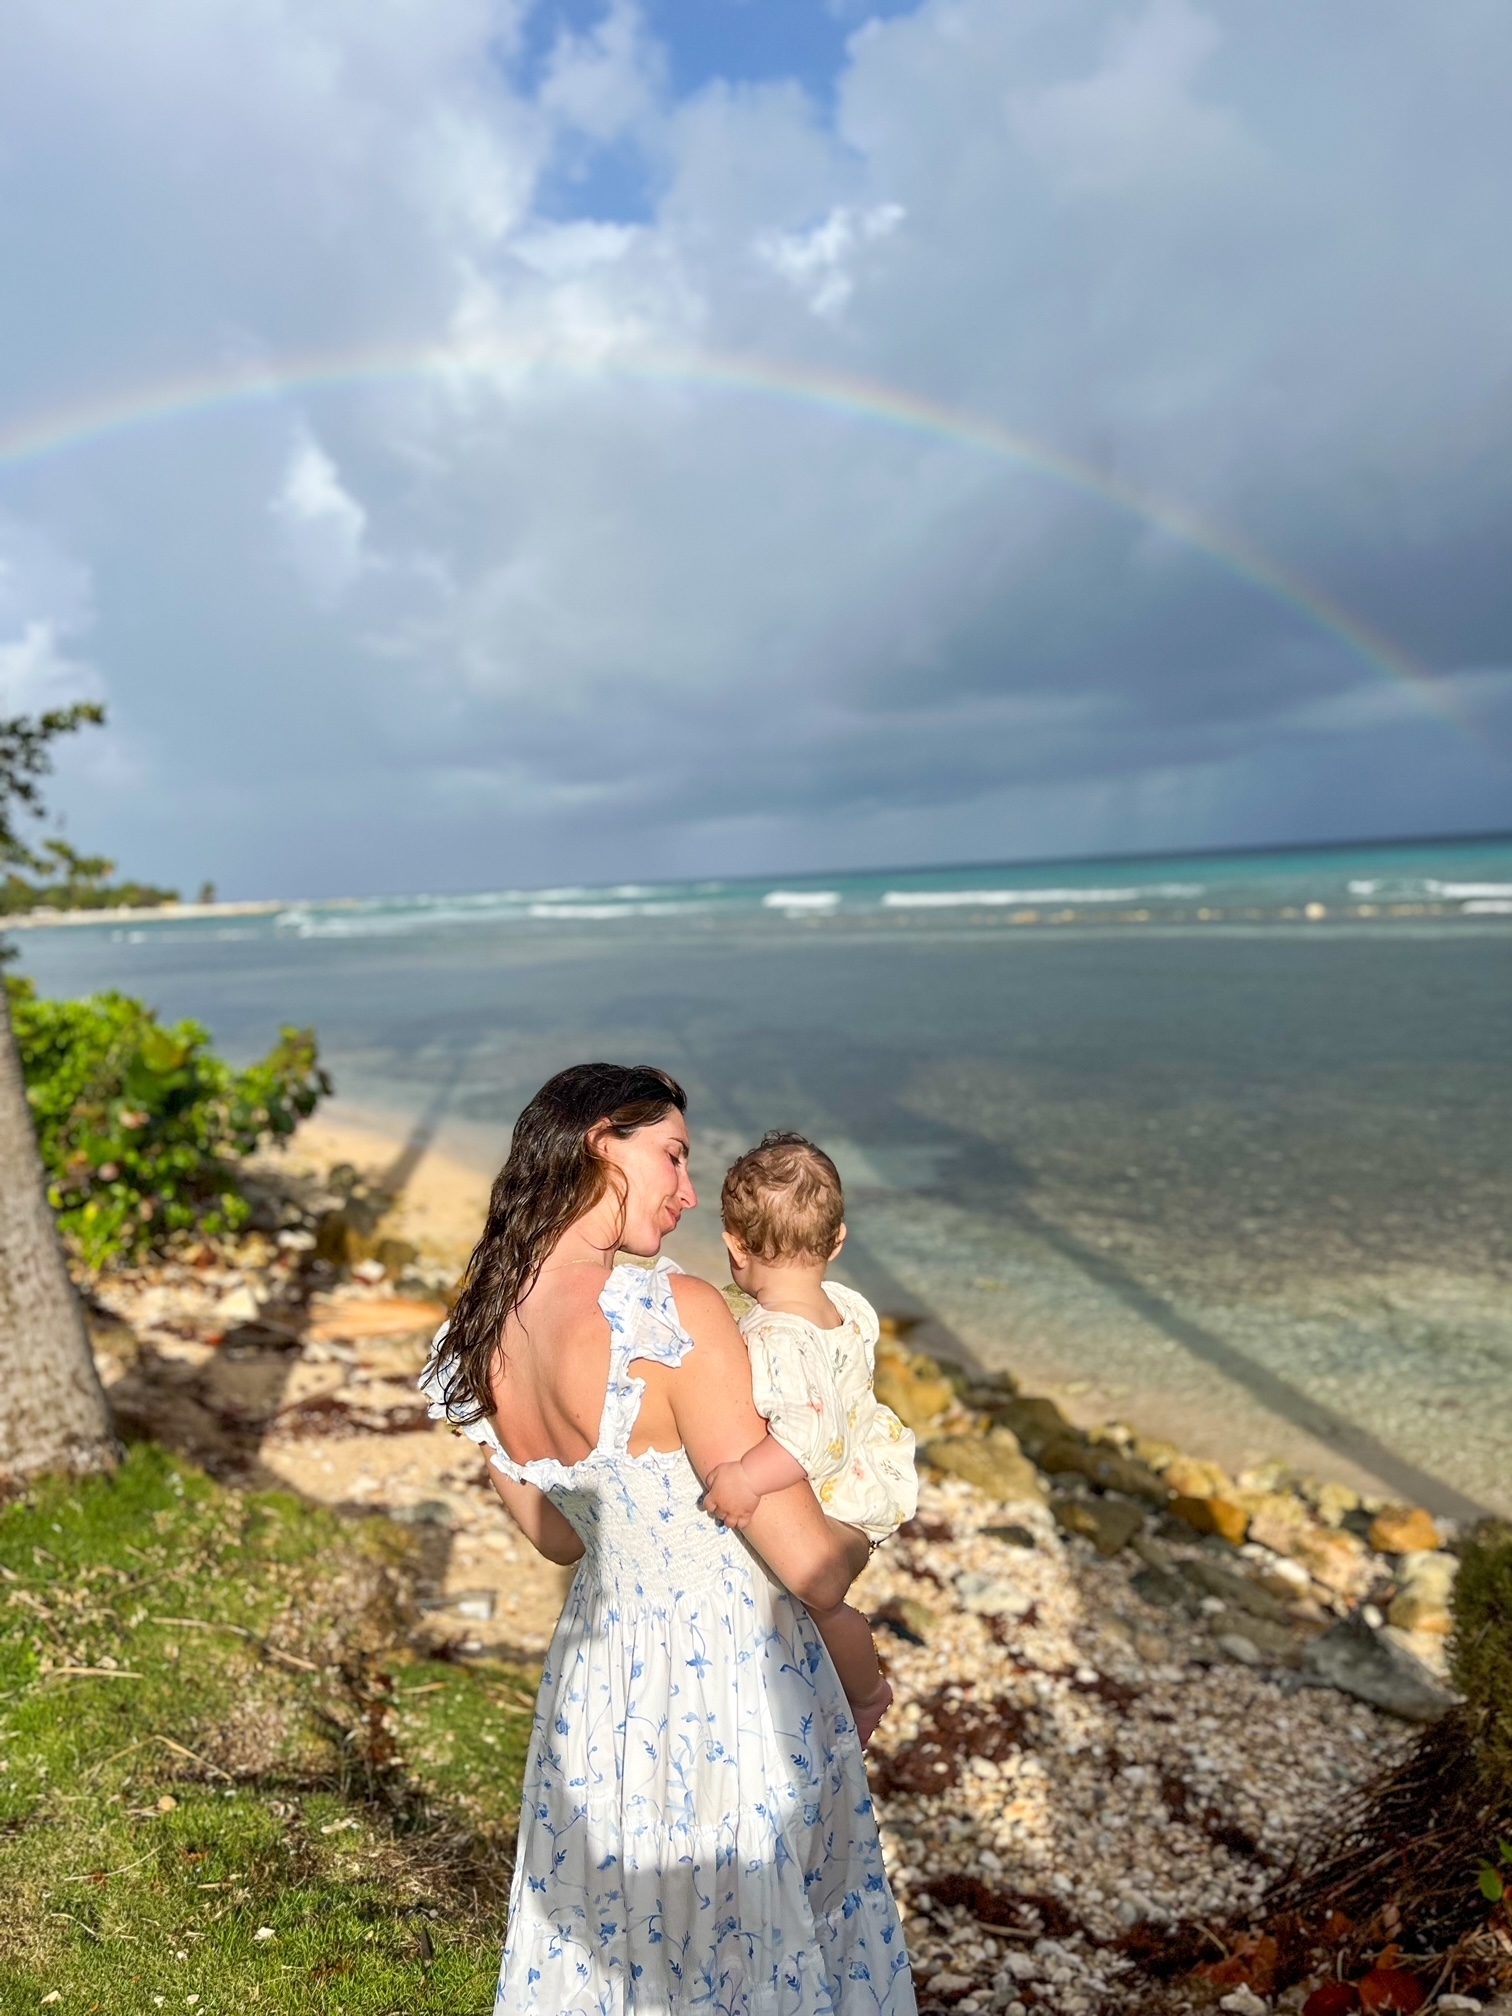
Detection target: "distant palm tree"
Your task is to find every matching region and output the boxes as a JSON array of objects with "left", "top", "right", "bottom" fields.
[{"left": 0, "top": 702, "right": 117, "bottom": 1482}]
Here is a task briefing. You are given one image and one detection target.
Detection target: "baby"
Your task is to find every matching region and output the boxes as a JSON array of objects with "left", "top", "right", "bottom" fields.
[{"left": 700, "top": 1131, "right": 917, "bottom": 1744}]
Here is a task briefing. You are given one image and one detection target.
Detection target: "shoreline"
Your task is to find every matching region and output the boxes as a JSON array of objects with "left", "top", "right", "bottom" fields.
[{"left": 274, "top": 1101, "right": 1497, "bottom": 1521}]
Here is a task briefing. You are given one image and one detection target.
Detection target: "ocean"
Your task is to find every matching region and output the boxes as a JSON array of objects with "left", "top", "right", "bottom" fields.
[{"left": 12, "top": 833, "right": 1512, "bottom": 1518}]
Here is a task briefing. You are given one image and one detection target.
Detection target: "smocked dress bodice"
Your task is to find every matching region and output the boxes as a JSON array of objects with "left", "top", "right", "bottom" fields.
[{"left": 420, "top": 1257, "right": 915, "bottom": 2016}]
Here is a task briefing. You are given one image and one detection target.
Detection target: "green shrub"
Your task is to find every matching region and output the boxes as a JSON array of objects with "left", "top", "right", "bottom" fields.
[{"left": 6, "top": 976, "right": 330, "bottom": 1267}]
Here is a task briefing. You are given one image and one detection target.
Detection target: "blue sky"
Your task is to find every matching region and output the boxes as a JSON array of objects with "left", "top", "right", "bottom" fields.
[{"left": 0, "top": 0, "right": 1509, "bottom": 899}]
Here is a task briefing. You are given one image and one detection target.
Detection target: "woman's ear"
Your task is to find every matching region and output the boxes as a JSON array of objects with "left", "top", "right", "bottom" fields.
[{"left": 828, "top": 1221, "right": 848, "bottom": 1261}]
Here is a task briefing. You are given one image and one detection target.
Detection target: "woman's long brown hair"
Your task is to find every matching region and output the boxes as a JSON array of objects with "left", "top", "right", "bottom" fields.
[{"left": 433, "top": 1062, "right": 687, "bottom": 1425}]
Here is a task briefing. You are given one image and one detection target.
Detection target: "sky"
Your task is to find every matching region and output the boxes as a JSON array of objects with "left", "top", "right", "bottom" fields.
[{"left": 0, "top": 0, "right": 1509, "bottom": 900}]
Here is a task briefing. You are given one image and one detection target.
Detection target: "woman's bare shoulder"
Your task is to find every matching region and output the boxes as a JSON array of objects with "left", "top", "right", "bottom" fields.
[{"left": 667, "top": 1270, "right": 742, "bottom": 1336}]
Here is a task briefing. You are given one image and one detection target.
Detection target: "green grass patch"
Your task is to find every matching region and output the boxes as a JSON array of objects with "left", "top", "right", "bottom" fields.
[{"left": 0, "top": 1446, "right": 535, "bottom": 2014}]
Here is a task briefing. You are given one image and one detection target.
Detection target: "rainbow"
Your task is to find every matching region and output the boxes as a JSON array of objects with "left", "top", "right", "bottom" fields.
[{"left": 0, "top": 339, "right": 1485, "bottom": 742}]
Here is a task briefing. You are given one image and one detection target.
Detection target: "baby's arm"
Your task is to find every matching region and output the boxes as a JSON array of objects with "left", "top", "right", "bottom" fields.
[{"left": 700, "top": 1432, "right": 808, "bottom": 1529}]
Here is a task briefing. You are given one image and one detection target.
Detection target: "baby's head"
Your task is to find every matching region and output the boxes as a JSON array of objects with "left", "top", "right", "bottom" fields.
[{"left": 720, "top": 1130, "right": 846, "bottom": 1288}]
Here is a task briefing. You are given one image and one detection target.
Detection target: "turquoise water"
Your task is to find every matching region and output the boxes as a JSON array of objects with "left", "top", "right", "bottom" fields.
[
  {"left": 13, "top": 834, "right": 1512, "bottom": 1516},
  {"left": 56, "top": 830, "right": 1512, "bottom": 940}
]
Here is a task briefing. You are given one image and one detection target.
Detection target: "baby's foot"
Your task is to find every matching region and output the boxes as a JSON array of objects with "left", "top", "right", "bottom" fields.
[{"left": 852, "top": 1678, "right": 893, "bottom": 1747}]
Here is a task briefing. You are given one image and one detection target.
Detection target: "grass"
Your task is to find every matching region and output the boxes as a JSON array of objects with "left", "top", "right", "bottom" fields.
[{"left": 0, "top": 1445, "right": 535, "bottom": 2015}]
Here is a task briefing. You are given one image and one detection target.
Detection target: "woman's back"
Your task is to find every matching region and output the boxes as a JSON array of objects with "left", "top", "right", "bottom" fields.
[{"left": 490, "top": 1258, "right": 684, "bottom": 1471}]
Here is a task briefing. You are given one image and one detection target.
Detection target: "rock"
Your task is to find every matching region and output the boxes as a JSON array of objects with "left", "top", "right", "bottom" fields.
[
  {"left": 1162, "top": 1455, "right": 1235, "bottom": 1500},
  {"left": 1303, "top": 1615, "right": 1458, "bottom": 1722},
  {"left": 922, "top": 1430, "right": 1046, "bottom": 1503},
  {"left": 212, "top": 1284, "right": 261, "bottom": 1325},
  {"left": 1217, "top": 1611, "right": 1308, "bottom": 1666},
  {"left": 1397, "top": 1550, "right": 1458, "bottom": 1599},
  {"left": 1436, "top": 1997, "right": 1483, "bottom": 2013},
  {"left": 1220, "top": 1991, "right": 1271, "bottom": 2016},
  {"left": 875, "top": 1346, "right": 956, "bottom": 1431},
  {"left": 1241, "top": 1492, "right": 1312, "bottom": 1543},
  {"left": 981, "top": 1523, "right": 1037, "bottom": 1549},
  {"left": 1247, "top": 1508, "right": 1373, "bottom": 1599},
  {"left": 1253, "top": 1558, "right": 1311, "bottom": 1598},
  {"left": 1386, "top": 1591, "right": 1453, "bottom": 1635},
  {"left": 1133, "top": 1435, "right": 1183, "bottom": 1471},
  {"left": 1181, "top": 1557, "right": 1298, "bottom": 1626},
  {"left": 1218, "top": 1632, "right": 1263, "bottom": 1667},
  {"left": 1052, "top": 1495, "right": 1144, "bottom": 1557},
  {"left": 1171, "top": 1495, "right": 1250, "bottom": 1545},
  {"left": 929, "top": 1974, "right": 974, "bottom": 1996},
  {"left": 954, "top": 1571, "right": 1034, "bottom": 1619},
  {"left": 870, "top": 1595, "right": 939, "bottom": 1645},
  {"left": 1387, "top": 1552, "right": 1457, "bottom": 1635},
  {"left": 1305, "top": 1480, "right": 1362, "bottom": 1528},
  {"left": 983, "top": 1395, "right": 1074, "bottom": 1456},
  {"left": 961, "top": 1373, "right": 1020, "bottom": 1409},
  {"left": 1132, "top": 1565, "right": 1194, "bottom": 1611},
  {"left": 1369, "top": 1506, "right": 1441, "bottom": 1554},
  {"left": 1037, "top": 1438, "right": 1170, "bottom": 1506}
]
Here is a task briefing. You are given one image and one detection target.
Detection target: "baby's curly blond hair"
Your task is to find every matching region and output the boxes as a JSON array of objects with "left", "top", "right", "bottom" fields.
[{"left": 720, "top": 1130, "right": 845, "bottom": 1262}]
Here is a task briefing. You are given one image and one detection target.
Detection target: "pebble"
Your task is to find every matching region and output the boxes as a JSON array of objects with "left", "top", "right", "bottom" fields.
[{"left": 857, "top": 1476, "right": 1412, "bottom": 2006}]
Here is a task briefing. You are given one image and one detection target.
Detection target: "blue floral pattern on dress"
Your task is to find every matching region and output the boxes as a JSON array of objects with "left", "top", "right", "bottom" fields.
[{"left": 420, "top": 1257, "right": 916, "bottom": 2016}]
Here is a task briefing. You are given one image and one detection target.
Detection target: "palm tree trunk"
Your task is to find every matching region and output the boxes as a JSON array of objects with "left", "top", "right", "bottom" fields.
[{"left": 0, "top": 984, "right": 117, "bottom": 1483}]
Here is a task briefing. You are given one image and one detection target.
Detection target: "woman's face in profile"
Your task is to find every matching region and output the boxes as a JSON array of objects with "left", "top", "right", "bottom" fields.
[{"left": 594, "top": 1112, "right": 697, "bottom": 1254}]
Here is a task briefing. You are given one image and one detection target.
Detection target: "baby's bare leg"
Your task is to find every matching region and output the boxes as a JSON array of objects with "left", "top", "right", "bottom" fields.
[{"left": 808, "top": 1518, "right": 892, "bottom": 1744}]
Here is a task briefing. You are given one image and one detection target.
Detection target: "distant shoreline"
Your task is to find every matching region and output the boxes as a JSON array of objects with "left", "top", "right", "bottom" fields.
[{"left": 4, "top": 897, "right": 340, "bottom": 930}]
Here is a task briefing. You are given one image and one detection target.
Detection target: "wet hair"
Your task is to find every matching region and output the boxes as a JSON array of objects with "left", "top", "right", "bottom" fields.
[
  {"left": 721, "top": 1130, "right": 845, "bottom": 1263},
  {"left": 435, "top": 1062, "right": 686, "bottom": 1424}
]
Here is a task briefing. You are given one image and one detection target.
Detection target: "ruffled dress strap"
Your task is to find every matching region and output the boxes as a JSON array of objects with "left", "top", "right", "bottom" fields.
[
  {"left": 596, "top": 1255, "right": 696, "bottom": 1456},
  {"left": 418, "top": 1320, "right": 529, "bottom": 1481}
]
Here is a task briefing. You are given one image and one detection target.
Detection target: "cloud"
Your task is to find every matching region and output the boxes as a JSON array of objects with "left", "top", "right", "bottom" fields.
[
  {"left": 0, "top": 517, "right": 102, "bottom": 716},
  {"left": 271, "top": 429, "right": 370, "bottom": 604},
  {"left": 1008, "top": 0, "right": 1257, "bottom": 196},
  {"left": 0, "top": 0, "right": 1509, "bottom": 896},
  {"left": 755, "top": 200, "right": 905, "bottom": 316}
]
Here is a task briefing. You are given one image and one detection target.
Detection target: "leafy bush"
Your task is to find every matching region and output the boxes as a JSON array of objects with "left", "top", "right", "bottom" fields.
[{"left": 6, "top": 975, "right": 330, "bottom": 1266}]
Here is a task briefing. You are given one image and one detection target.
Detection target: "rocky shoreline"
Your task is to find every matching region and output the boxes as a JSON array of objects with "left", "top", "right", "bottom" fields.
[{"left": 79, "top": 1144, "right": 1502, "bottom": 2016}]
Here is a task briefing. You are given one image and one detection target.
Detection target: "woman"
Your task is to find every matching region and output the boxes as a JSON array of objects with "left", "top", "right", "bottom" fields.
[{"left": 421, "top": 1062, "right": 915, "bottom": 2016}]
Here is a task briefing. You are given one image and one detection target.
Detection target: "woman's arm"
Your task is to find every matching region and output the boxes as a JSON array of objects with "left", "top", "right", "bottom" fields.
[
  {"left": 483, "top": 1463, "right": 586, "bottom": 1566},
  {"left": 667, "top": 1276, "right": 853, "bottom": 1614}
]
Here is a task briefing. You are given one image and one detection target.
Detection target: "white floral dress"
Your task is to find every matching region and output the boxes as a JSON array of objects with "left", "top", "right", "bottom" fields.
[{"left": 420, "top": 1256, "right": 915, "bottom": 2016}]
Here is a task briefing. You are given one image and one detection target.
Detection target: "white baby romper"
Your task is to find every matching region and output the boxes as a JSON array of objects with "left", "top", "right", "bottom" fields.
[{"left": 421, "top": 1255, "right": 916, "bottom": 2016}]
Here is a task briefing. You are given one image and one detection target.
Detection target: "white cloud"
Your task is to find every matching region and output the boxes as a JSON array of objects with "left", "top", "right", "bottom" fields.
[
  {"left": 0, "top": 517, "right": 103, "bottom": 717},
  {"left": 538, "top": 0, "right": 663, "bottom": 145},
  {"left": 755, "top": 201, "right": 905, "bottom": 317},
  {"left": 0, "top": 621, "right": 99, "bottom": 718},
  {"left": 271, "top": 430, "right": 370, "bottom": 603}
]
